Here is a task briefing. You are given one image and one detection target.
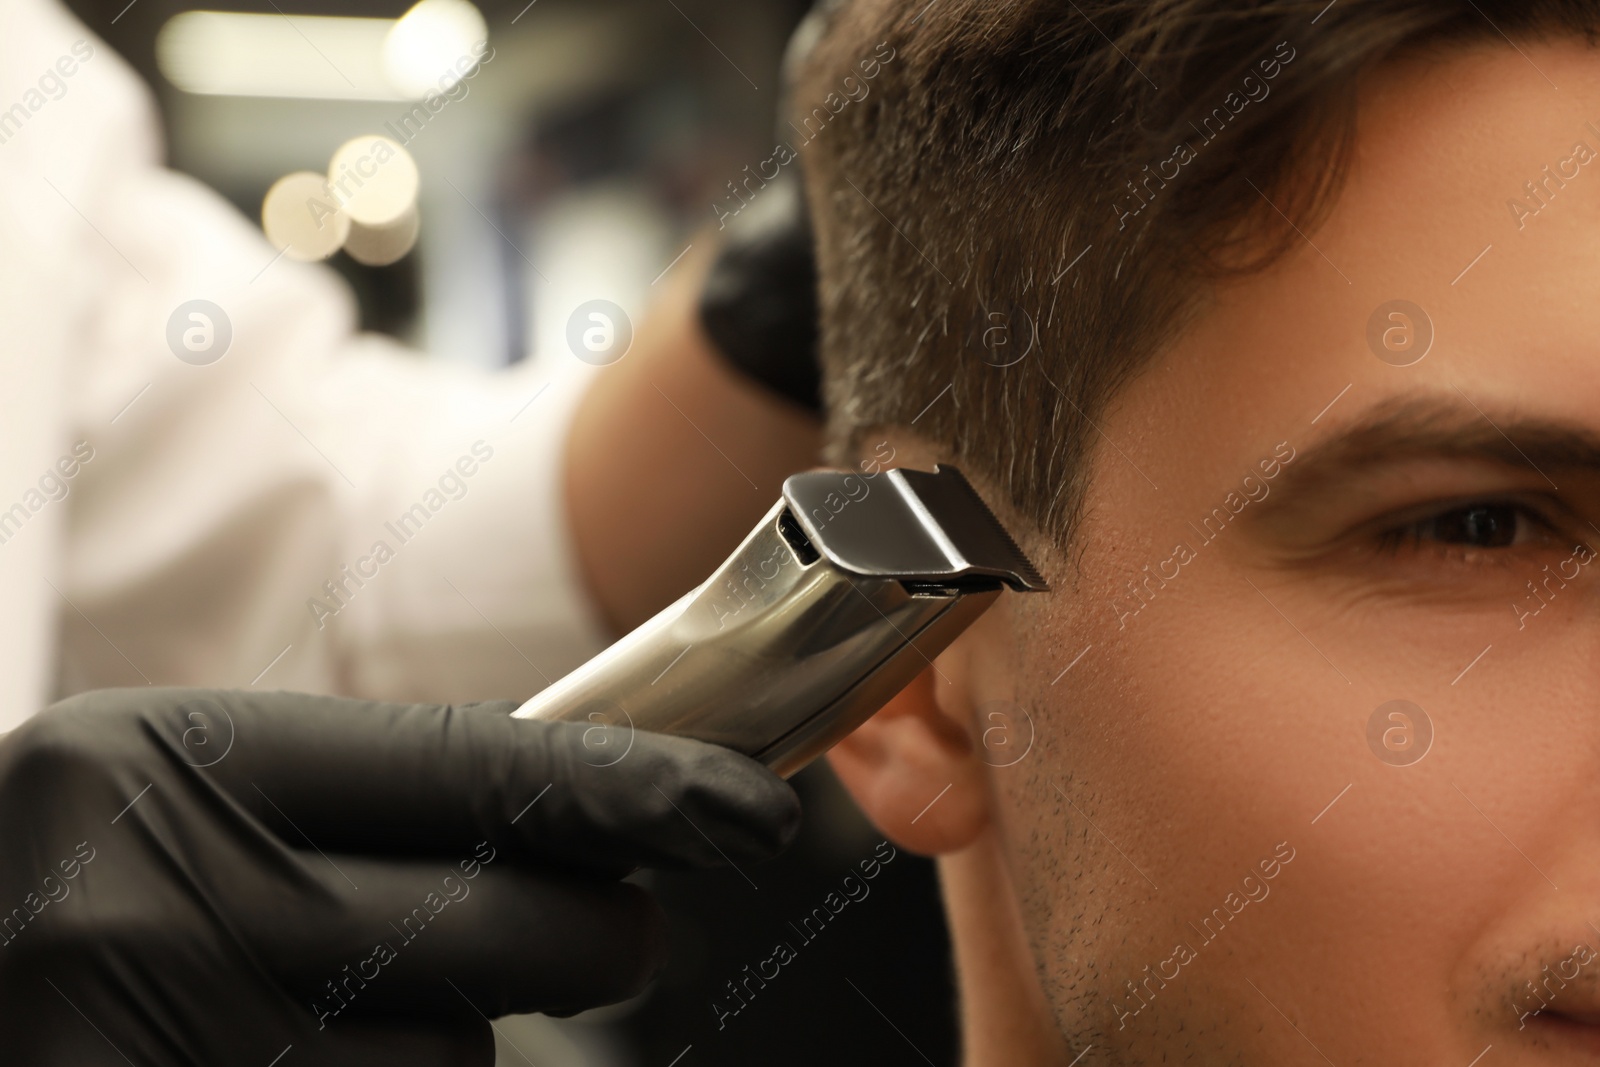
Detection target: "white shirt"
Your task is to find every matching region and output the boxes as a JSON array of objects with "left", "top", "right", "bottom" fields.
[{"left": 0, "top": 0, "right": 610, "bottom": 730}]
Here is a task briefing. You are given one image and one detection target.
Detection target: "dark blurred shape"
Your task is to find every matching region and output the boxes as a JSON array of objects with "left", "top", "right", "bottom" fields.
[
  {"left": 618, "top": 760, "right": 958, "bottom": 1067},
  {"left": 699, "top": 174, "right": 821, "bottom": 412},
  {"left": 328, "top": 250, "right": 421, "bottom": 339}
]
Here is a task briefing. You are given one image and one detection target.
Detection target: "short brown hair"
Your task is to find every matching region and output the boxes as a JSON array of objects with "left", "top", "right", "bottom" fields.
[{"left": 797, "top": 0, "right": 1600, "bottom": 547}]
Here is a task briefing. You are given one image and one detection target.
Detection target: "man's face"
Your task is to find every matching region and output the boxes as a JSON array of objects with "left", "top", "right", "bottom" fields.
[{"left": 969, "top": 40, "right": 1600, "bottom": 1065}]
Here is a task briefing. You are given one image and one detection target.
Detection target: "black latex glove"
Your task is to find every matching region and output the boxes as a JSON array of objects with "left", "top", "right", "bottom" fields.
[{"left": 0, "top": 688, "right": 799, "bottom": 1065}]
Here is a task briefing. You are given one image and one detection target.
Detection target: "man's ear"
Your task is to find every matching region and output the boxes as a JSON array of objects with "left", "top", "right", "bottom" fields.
[{"left": 827, "top": 643, "right": 989, "bottom": 855}]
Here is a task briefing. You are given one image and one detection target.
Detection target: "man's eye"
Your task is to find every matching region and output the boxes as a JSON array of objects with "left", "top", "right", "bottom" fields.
[
  {"left": 1422, "top": 503, "right": 1521, "bottom": 547},
  {"left": 1377, "top": 502, "right": 1539, "bottom": 552}
]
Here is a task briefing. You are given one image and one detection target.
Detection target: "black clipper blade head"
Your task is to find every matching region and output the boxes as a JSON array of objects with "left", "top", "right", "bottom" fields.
[{"left": 781, "top": 465, "right": 1048, "bottom": 591}]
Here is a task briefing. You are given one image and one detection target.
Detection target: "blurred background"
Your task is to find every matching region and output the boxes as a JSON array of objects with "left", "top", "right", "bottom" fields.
[{"left": 58, "top": 0, "right": 959, "bottom": 1063}]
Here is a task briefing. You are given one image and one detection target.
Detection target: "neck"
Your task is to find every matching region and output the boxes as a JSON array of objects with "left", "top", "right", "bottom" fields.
[{"left": 939, "top": 826, "right": 1072, "bottom": 1066}]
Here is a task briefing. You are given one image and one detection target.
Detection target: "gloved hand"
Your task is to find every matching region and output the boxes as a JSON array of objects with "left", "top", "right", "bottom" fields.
[{"left": 0, "top": 687, "right": 799, "bottom": 1065}]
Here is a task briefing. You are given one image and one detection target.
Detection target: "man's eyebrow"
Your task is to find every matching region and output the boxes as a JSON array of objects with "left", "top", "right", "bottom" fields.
[{"left": 1266, "top": 395, "right": 1600, "bottom": 498}]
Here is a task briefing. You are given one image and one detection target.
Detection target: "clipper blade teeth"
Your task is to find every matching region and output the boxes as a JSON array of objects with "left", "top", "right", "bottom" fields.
[
  {"left": 897, "top": 465, "right": 1049, "bottom": 592},
  {"left": 781, "top": 464, "right": 1049, "bottom": 591}
]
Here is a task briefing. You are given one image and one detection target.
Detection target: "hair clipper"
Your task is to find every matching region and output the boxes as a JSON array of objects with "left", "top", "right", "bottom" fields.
[{"left": 513, "top": 465, "right": 1048, "bottom": 777}]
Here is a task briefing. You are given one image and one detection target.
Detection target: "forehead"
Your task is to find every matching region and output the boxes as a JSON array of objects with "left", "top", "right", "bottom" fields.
[{"left": 1111, "top": 40, "right": 1600, "bottom": 475}]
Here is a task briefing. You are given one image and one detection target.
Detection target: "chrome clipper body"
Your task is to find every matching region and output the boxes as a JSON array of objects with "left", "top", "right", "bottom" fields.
[{"left": 513, "top": 466, "right": 1047, "bottom": 778}]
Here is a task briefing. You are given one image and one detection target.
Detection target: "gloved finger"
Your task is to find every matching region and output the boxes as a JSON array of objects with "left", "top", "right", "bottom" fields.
[
  {"left": 89, "top": 688, "right": 800, "bottom": 871},
  {"left": 298, "top": 1018, "right": 492, "bottom": 1067},
  {"left": 258, "top": 855, "right": 668, "bottom": 1020},
  {"left": 0, "top": 917, "right": 489, "bottom": 1067},
  {"left": 481, "top": 719, "right": 803, "bottom": 872}
]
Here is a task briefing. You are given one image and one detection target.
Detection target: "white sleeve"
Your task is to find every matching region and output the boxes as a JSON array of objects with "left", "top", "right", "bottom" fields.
[{"left": 36, "top": 3, "right": 611, "bottom": 704}]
